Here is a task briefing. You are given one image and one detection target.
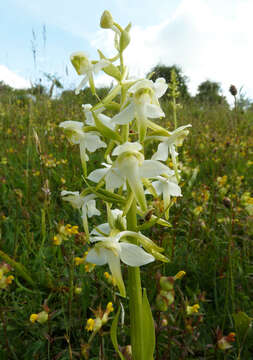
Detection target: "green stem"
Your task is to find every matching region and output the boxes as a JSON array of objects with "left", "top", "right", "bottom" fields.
[{"left": 127, "top": 198, "right": 144, "bottom": 360}]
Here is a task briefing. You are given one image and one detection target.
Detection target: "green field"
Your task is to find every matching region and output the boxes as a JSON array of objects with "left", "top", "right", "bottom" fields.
[{"left": 0, "top": 86, "right": 253, "bottom": 359}]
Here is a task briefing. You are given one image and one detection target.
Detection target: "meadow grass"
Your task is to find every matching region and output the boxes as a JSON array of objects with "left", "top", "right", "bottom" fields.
[{"left": 0, "top": 91, "right": 253, "bottom": 359}]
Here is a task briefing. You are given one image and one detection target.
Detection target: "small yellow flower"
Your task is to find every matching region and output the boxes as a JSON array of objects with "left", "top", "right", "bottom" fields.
[
  {"left": 74, "top": 257, "right": 85, "bottom": 266},
  {"left": 193, "top": 206, "right": 203, "bottom": 216},
  {"left": 186, "top": 304, "right": 200, "bottom": 315},
  {"left": 6, "top": 275, "right": 14, "bottom": 285},
  {"left": 53, "top": 235, "right": 62, "bottom": 246},
  {"left": 30, "top": 314, "right": 39, "bottom": 323},
  {"left": 85, "top": 263, "right": 95, "bottom": 272},
  {"left": 106, "top": 302, "right": 114, "bottom": 314},
  {"left": 86, "top": 318, "right": 95, "bottom": 331},
  {"left": 174, "top": 271, "right": 186, "bottom": 280}
]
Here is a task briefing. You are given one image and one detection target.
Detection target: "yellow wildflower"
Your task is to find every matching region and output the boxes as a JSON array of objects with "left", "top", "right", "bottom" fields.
[
  {"left": 30, "top": 314, "right": 39, "bottom": 323},
  {"left": 186, "top": 304, "right": 200, "bottom": 315},
  {"left": 86, "top": 318, "right": 95, "bottom": 331},
  {"left": 174, "top": 271, "right": 186, "bottom": 280}
]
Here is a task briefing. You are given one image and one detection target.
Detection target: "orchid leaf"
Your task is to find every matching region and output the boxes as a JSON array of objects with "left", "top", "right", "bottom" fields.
[{"left": 110, "top": 307, "right": 126, "bottom": 360}]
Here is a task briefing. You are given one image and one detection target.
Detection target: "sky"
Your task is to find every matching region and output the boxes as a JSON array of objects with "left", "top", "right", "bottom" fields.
[{"left": 1, "top": 0, "right": 253, "bottom": 101}]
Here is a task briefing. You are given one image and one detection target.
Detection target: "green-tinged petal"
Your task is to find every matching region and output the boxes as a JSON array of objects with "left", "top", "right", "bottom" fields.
[
  {"left": 59, "top": 121, "right": 84, "bottom": 144},
  {"left": 61, "top": 191, "right": 84, "bottom": 209},
  {"left": 151, "top": 142, "right": 169, "bottom": 161},
  {"left": 75, "top": 75, "right": 89, "bottom": 95},
  {"left": 166, "top": 180, "right": 182, "bottom": 197},
  {"left": 93, "top": 59, "right": 110, "bottom": 74},
  {"left": 140, "top": 160, "right": 170, "bottom": 178},
  {"left": 150, "top": 180, "right": 163, "bottom": 195},
  {"left": 86, "top": 199, "right": 101, "bottom": 217},
  {"left": 119, "top": 243, "right": 154, "bottom": 266},
  {"left": 123, "top": 157, "right": 147, "bottom": 211},
  {"left": 85, "top": 132, "right": 106, "bottom": 152},
  {"left": 153, "top": 78, "right": 168, "bottom": 98},
  {"left": 86, "top": 247, "right": 107, "bottom": 265},
  {"left": 112, "top": 141, "right": 142, "bottom": 156},
  {"left": 111, "top": 103, "right": 135, "bottom": 125},
  {"left": 144, "top": 103, "right": 165, "bottom": 118},
  {"left": 88, "top": 167, "right": 109, "bottom": 183},
  {"left": 91, "top": 223, "right": 111, "bottom": 236},
  {"left": 107, "top": 251, "right": 126, "bottom": 297},
  {"left": 105, "top": 167, "right": 125, "bottom": 190}
]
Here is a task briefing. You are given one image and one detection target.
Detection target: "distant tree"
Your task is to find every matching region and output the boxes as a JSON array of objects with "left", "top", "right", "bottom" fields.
[
  {"left": 148, "top": 64, "right": 190, "bottom": 100},
  {"left": 196, "top": 80, "right": 227, "bottom": 106}
]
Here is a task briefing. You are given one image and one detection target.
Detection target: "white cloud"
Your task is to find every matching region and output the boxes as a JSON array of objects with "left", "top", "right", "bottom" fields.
[
  {"left": 0, "top": 65, "right": 30, "bottom": 89},
  {"left": 91, "top": 0, "right": 253, "bottom": 100}
]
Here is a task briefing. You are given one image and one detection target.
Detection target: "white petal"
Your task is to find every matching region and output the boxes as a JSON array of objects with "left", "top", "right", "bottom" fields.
[
  {"left": 98, "top": 114, "right": 115, "bottom": 129},
  {"left": 59, "top": 121, "right": 83, "bottom": 131},
  {"left": 112, "top": 141, "right": 142, "bottom": 156},
  {"left": 90, "top": 223, "right": 111, "bottom": 236},
  {"left": 86, "top": 247, "right": 107, "bottom": 265},
  {"left": 144, "top": 103, "right": 165, "bottom": 118},
  {"left": 93, "top": 59, "right": 110, "bottom": 74},
  {"left": 119, "top": 243, "right": 155, "bottom": 266},
  {"left": 105, "top": 168, "right": 125, "bottom": 190},
  {"left": 107, "top": 251, "right": 126, "bottom": 297},
  {"left": 85, "top": 133, "right": 106, "bottom": 152},
  {"left": 166, "top": 181, "right": 182, "bottom": 197},
  {"left": 111, "top": 103, "right": 135, "bottom": 125},
  {"left": 122, "top": 156, "right": 147, "bottom": 211},
  {"left": 75, "top": 75, "right": 89, "bottom": 95},
  {"left": 151, "top": 181, "right": 163, "bottom": 195},
  {"left": 88, "top": 167, "right": 109, "bottom": 183},
  {"left": 154, "top": 78, "right": 168, "bottom": 98},
  {"left": 140, "top": 160, "right": 169, "bottom": 178},
  {"left": 151, "top": 142, "right": 169, "bottom": 161},
  {"left": 86, "top": 199, "right": 100, "bottom": 218},
  {"left": 128, "top": 79, "right": 152, "bottom": 94}
]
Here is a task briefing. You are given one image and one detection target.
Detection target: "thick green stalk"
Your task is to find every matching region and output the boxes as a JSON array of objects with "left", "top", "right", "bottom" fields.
[{"left": 127, "top": 198, "right": 144, "bottom": 360}]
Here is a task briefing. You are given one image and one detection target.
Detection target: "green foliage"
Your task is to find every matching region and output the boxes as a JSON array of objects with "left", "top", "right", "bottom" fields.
[{"left": 196, "top": 80, "right": 228, "bottom": 106}]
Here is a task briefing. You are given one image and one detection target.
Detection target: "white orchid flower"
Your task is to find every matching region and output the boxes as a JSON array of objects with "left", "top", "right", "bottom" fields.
[
  {"left": 111, "top": 78, "right": 168, "bottom": 141},
  {"left": 61, "top": 191, "right": 100, "bottom": 237},
  {"left": 82, "top": 104, "right": 115, "bottom": 130},
  {"left": 88, "top": 142, "right": 171, "bottom": 211},
  {"left": 151, "top": 124, "right": 192, "bottom": 162},
  {"left": 151, "top": 175, "right": 182, "bottom": 219},
  {"left": 86, "top": 231, "right": 155, "bottom": 297},
  {"left": 91, "top": 208, "right": 126, "bottom": 236},
  {"left": 70, "top": 52, "right": 109, "bottom": 95},
  {"left": 59, "top": 120, "right": 106, "bottom": 175}
]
